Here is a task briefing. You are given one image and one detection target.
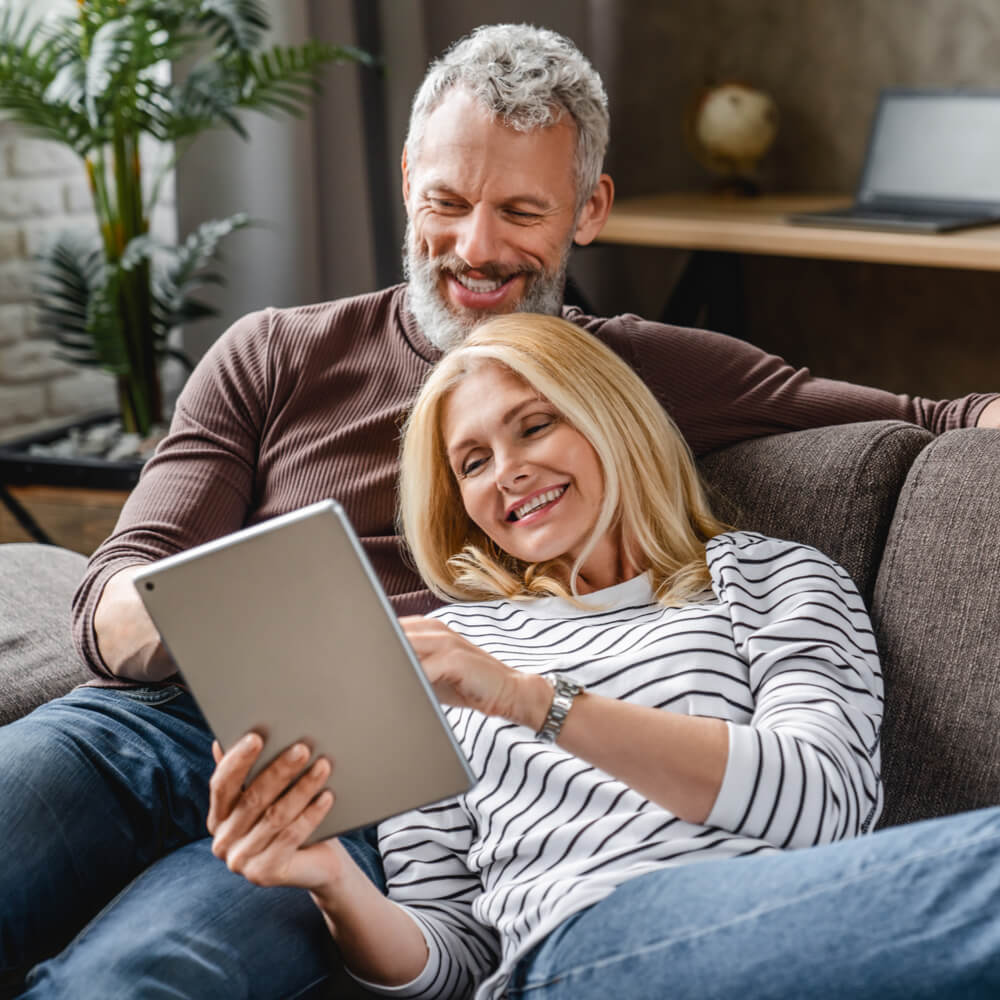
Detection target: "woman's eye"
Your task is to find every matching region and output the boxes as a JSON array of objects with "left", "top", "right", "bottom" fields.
[
  {"left": 524, "top": 419, "right": 553, "bottom": 437},
  {"left": 460, "top": 456, "right": 488, "bottom": 477}
]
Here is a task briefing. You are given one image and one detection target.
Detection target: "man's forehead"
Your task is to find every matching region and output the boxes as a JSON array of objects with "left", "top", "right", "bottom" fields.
[{"left": 418, "top": 88, "right": 576, "bottom": 151}]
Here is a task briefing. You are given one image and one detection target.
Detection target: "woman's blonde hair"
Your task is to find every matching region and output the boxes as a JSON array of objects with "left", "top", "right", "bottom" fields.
[{"left": 399, "top": 314, "right": 730, "bottom": 606}]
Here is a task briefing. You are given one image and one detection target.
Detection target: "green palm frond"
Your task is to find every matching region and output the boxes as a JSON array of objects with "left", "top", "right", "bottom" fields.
[
  {"left": 0, "top": 8, "right": 92, "bottom": 153},
  {"left": 152, "top": 213, "right": 251, "bottom": 333},
  {"left": 36, "top": 230, "right": 129, "bottom": 373},
  {"left": 0, "top": 1, "right": 371, "bottom": 435},
  {"left": 234, "top": 41, "right": 374, "bottom": 118},
  {"left": 197, "top": 0, "right": 268, "bottom": 56}
]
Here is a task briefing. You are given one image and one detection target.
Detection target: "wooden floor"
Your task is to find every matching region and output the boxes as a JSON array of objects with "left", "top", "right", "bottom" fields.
[{"left": 0, "top": 486, "right": 129, "bottom": 555}]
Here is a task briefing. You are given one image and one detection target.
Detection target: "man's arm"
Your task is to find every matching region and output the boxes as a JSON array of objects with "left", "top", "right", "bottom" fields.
[
  {"left": 572, "top": 310, "right": 1000, "bottom": 454},
  {"left": 72, "top": 311, "right": 271, "bottom": 680},
  {"left": 978, "top": 398, "right": 1000, "bottom": 428},
  {"left": 92, "top": 566, "right": 175, "bottom": 681}
]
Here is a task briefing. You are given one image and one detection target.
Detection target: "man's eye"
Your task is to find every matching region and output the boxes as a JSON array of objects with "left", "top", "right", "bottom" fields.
[{"left": 507, "top": 209, "right": 540, "bottom": 221}]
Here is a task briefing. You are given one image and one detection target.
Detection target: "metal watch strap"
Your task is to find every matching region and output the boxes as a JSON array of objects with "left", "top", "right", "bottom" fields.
[{"left": 536, "top": 673, "right": 583, "bottom": 744}]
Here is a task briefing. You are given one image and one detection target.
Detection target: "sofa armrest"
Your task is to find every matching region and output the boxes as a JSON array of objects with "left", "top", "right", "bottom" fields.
[
  {"left": 873, "top": 428, "right": 1000, "bottom": 828},
  {"left": 0, "top": 543, "right": 92, "bottom": 726}
]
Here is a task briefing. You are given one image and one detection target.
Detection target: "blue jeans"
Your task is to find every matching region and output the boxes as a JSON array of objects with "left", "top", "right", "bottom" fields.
[
  {"left": 508, "top": 805, "right": 1000, "bottom": 999},
  {"left": 0, "top": 685, "right": 384, "bottom": 999}
]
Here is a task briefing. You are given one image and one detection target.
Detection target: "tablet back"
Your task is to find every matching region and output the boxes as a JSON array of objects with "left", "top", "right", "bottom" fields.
[{"left": 132, "top": 499, "right": 473, "bottom": 840}]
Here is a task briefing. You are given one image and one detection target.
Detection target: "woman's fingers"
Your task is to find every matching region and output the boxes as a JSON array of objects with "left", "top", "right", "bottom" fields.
[
  {"left": 208, "top": 737, "right": 316, "bottom": 849},
  {"left": 206, "top": 731, "right": 264, "bottom": 834},
  {"left": 229, "top": 790, "right": 338, "bottom": 889}
]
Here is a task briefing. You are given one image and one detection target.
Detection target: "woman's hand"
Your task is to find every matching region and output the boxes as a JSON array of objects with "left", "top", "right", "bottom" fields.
[
  {"left": 400, "top": 616, "right": 550, "bottom": 729},
  {"left": 207, "top": 733, "right": 354, "bottom": 893},
  {"left": 208, "top": 734, "right": 432, "bottom": 984}
]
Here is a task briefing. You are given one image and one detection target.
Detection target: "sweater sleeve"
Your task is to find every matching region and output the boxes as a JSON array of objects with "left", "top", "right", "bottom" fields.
[
  {"left": 70, "top": 310, "right": 272, "bottom": 678},
  {"left": 704, "top": 533, "right": 884, "bottom": 847},
  {"left": 570, "top": 310, "right": 999, "bottom": 455},
  {"left": 347, "top": 800, "right": 497, "bottom": 1000}
]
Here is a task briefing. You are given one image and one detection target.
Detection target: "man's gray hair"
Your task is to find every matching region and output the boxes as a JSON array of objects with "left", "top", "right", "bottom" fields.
[{"left": 407, "top": 24, "right": 610, "bottom": 209}]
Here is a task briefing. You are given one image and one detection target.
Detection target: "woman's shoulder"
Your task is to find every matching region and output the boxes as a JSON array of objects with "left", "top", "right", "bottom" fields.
[{"left": 706, "top": 530, "right": 858, "bottom": 596}]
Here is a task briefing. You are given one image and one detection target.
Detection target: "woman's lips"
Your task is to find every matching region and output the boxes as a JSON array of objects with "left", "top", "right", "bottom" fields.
[{"left": 507, "top": 485, "right": 569, "bottom": 523}]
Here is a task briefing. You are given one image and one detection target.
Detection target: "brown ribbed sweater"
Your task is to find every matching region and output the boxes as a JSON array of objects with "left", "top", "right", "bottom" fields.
[{"left": 72, "top": 284, "right": 995, "bottom": 681}]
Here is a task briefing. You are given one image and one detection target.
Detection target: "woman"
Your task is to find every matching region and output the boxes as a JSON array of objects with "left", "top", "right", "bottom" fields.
[{"left": 207, "top": 315, "right": 998, "bottom": 999}]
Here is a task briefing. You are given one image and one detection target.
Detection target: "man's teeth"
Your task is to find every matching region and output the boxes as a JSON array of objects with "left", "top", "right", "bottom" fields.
[
  {"left": 512, "top": 486, "right": 567, "bottom": 521},
  {"left": 454, "top": 273, "right": 505, "bottom": 293}
]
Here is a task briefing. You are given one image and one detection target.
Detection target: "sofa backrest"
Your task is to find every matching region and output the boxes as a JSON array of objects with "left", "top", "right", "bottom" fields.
[
  {"left": 697, "top": 420, "right": 932, "bottom": 604},
  {"left": 872, "top": 428, "right": 1000, "bottom": 827},
  {"left": 0, "top": 542, "right": 91, "bottom": 725},
  {"left": 699, "top": 420, "right": 1000, "bottom": 829}
]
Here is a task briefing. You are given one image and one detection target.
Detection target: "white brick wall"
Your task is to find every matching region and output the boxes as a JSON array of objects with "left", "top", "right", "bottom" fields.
[{"left": 0, "top": 0, "right": 177, "bottom": 443}]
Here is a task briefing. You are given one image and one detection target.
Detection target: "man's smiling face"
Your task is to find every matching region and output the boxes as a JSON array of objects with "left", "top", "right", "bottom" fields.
[{"left": 403, "top": 89, "right": 598, "bottom": 351}]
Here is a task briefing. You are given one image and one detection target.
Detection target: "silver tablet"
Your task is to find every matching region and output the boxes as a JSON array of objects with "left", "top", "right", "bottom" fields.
[{"left": 133, "top": 499, "right": 474, "bottom": 841}]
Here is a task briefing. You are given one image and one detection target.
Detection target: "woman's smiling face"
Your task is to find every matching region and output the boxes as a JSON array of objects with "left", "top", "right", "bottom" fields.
[{"left": 440, "top": 363, "right": 621, "bottom": 592}]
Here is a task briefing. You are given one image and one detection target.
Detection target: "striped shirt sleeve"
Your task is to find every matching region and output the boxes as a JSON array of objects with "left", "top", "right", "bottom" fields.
[
  {"left": 705, "top": 533, "right": 884, "bottom": 846},
  {"left": 349, "top": 797, "right": 498, "bottom": 999}
]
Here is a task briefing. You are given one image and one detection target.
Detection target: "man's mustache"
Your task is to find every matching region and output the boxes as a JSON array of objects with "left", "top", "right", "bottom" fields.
[{"left": 430, "top": 254, "right": 538, "bottom": 283}]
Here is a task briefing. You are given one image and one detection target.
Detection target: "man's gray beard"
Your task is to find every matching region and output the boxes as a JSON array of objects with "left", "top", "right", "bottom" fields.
[{"left": 404, "top": 227, "right": 570, "bottom": 353}]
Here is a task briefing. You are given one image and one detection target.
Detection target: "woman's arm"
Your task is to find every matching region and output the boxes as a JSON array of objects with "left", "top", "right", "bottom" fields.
[
  {"left": 400, "top": 617, "right": 729, "bottom": 825},
  {"left": 402, "top": 535, "right": 882, "bottom": 840},
  {"left": 207, "top": 734, "right": 429, "bottom": 986}
]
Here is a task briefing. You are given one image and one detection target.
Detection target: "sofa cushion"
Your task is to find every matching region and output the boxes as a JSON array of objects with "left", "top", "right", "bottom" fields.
[
  {"left": 697, "top": 420, "right": 932, "bottom": 604},
  {"left": 873, "top": 428, "right": 1000, "bottom": 828},
  {"left": 0, "top": 543, "right": 91, "bottom": 726}
]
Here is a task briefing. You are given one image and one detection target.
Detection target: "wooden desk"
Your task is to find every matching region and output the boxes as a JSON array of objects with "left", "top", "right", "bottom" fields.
[{"left": 598, "top": 193, "right": 1000, "bottom": 272}]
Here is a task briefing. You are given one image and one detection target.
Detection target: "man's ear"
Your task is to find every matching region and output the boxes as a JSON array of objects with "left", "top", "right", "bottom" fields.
[
  {"left": 573, "top": 174, "right": 615, "bottom": 246},
  {"left": 401, "top": 145, "right": 411, "bottom": 203}
]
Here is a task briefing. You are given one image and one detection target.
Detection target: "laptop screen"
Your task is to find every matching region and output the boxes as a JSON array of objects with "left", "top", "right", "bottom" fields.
[{"left": 860, "top": 91, "right": 1000, "bottom": 206}]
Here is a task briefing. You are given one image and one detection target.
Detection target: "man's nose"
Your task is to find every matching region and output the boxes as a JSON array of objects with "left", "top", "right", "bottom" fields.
[{"left": 454, "top": 205, "right": 501, "bottom": 268}]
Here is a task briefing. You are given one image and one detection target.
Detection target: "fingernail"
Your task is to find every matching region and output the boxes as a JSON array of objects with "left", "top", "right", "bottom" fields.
[{"left": 289, "top": 743, "right": 309, "bottom": 762}]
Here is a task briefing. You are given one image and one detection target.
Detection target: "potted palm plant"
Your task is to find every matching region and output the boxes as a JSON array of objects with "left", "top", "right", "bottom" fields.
[{"left": 0, "top": 0, "right": 368, "bottom": 439}]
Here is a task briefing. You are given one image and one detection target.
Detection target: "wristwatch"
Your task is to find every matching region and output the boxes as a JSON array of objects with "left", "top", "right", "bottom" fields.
[{"left": 536, "top": 673, "right": 584, "bottom": 744}]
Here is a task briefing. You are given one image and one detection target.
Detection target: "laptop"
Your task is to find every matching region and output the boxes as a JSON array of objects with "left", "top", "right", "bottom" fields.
[
  {"left": 133, "top": 499, "right": 475, "bottom": 841},
  {"left": 788, "top": 89, "right": 1000, "bottom": 233}
]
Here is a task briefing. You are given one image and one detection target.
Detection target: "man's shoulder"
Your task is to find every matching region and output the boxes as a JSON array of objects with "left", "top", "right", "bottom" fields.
[
  {"left": 267, "top": 284, "right": 407, "bottom": 338},
  {"left": 561, "top": 304, "right": 689, "bottom": 351}
]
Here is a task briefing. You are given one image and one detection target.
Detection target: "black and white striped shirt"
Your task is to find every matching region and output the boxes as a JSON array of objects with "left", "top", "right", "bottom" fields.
[{"left": 360, "top": 532, "right": 883, "bottom": 1000}]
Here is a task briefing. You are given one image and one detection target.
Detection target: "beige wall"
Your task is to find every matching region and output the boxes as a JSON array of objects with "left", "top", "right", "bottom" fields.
[{"left": 174, "top": 0, "right": 1000, "bottom": 396}]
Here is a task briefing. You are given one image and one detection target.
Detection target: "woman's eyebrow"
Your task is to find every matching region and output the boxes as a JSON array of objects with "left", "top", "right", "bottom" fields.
[{"left": 446, "top": 397, "right": 544, "bottom": 455}]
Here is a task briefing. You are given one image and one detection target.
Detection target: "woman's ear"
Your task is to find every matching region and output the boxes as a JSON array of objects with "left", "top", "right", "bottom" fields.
[{"left": 573, "top": 174, "right": 615, "bottom": 247}]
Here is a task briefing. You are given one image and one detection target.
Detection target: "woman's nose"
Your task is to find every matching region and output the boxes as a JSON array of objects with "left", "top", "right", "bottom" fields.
[{"left": 494, "top": 451, "right": 529, "bottom": 492}]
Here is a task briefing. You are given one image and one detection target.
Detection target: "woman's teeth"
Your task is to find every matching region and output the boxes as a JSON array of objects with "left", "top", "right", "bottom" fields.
[{"left": 511, "top": 486, "right": 567, "bottom": 521}]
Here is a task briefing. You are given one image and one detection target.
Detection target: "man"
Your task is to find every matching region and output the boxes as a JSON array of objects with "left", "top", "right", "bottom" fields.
[{"left": 1, "top": 23, "right": 998, "bottom": 999}]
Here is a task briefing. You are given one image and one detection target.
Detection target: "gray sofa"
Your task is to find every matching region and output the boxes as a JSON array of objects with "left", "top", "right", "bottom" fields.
[{"left": 1, "top": 418, "right": 998, "bottom": 985}]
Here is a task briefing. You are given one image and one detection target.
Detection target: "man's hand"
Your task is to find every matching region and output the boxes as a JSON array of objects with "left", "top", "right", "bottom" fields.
[
  {"left": 400, "top": 616, "right": 551, "bottom": 730},
  {"left": 208, "top": 733, "right": 351, "bottom": 894},
  {"left": 977, "top": 398, "right": 1000, "bottom": 429}
]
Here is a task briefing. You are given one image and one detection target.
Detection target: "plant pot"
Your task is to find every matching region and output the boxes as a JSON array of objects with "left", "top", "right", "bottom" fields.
[{"left": 0, "top": 413, "right": 144, "bottom": 552}]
